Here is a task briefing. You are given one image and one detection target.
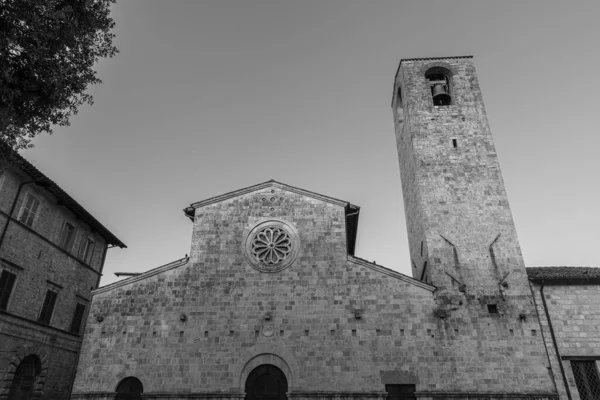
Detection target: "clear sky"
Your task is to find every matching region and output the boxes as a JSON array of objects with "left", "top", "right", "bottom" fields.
[{"left": 22, "top": 0, "right": 600, "bottom": 286}]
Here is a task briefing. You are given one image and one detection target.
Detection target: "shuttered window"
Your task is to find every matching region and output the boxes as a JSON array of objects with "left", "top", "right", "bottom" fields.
[
  {"left": 70, "top": 303, "right": 86, "bottom": 333},
  {"left": 59, "top": 222, "right": 75, "bottom": 250},
  {"left": 79, "top": 237, "right": 95, "bottom": 264},
  {"left": 0, "top": 270, "right": 17, "bottom": 310},
  {"left": 38, "top": 290, "right": 58, "bottom": 325},
  {"left": 18, "top": 194, "right": 40, "bottom": 227}
]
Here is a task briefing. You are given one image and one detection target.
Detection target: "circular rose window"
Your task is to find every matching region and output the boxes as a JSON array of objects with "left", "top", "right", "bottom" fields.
[{"left": 244, "top": 220, "right": 299, "bottom": 273}]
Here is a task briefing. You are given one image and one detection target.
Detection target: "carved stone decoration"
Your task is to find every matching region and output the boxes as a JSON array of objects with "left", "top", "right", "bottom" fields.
[
  {"left": 262, "top": 324, "right": 274, "bottom": 337},
  {"left": 244, "top": 219, "right": 300, "bottom": 273},
  {"left": 252, "top": 227, "right": 291, "bottom": 265}
]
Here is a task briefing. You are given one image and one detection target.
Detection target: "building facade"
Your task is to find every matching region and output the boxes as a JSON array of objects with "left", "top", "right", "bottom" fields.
[
  {"left": 70, "top": 56, "right": 599, "bottom": 400},
  {"left": 0, "top": 147, "right": 125, "bottom": 399}
]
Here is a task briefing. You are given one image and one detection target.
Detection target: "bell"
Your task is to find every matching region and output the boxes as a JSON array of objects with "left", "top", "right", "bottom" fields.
[{"left": 432, "top": 84, "right": 451, "bottom": 106}]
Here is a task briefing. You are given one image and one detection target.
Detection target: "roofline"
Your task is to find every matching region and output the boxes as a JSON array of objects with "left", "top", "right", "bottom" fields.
[
  {"left": 1, "top": 144, "right": 126, "bottom": 248},
  {"left": 348, "top": 255, "right": 436, "bottom": 292},
  {"left": 529, "top": 277, "right": 600, "bottom": 286},
  {"left": 391, "top": 55, "right": 474, "bottom": 108},
  {"left": 526, "top": 266, "right": 600, "bottom": 285},
  {"left": 186, "top": 180, "right": 352, "bottom": 211},
  {"left": 93, "top": 257, "right": 189, "bottom": 294}
]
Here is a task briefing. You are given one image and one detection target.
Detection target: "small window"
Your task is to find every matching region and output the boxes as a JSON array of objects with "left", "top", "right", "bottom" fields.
[
  {"left": 488, "top": 304, "right": 498, "bottom": 314},
  {"left": 38, "top": 290, "right": 58, "bottom": 325},
  {"left": 59, "top": 222, "right": 75, "bottom": 251},
  {"left": 0, "top": 270, "right": 17, "bottom": 311},
  {"left": 79, "top": 237, "right": 95, "bottom": 264},
  {"left": 571, "top": 360, "right": 600, "bottom": 400},
  {"left": 70, "top": 303, "right": 86, "bottom": 333},
  {"left": 18, "top": 193, "right": 40, "bottom": 227}
]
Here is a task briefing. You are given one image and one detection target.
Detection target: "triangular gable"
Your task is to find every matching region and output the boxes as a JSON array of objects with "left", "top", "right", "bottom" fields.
[{"left": 186, "top": 180, "right": 352, "bottom": 210}]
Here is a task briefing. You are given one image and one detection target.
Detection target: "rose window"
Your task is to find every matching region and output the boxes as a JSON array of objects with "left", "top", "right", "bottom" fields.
[
  {"left": 244, "top": 220, "right": 299, "bottom": 273},
  {"left": 251, "top": 227, "right": 292, "bottom": 265}
]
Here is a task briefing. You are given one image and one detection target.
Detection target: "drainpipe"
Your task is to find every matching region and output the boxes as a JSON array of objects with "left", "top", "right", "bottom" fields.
[
  {"left": 540, "top": 281, "right": 572, "bottom": 400},
  {"left": 0, "top": 180, "right": 38, "bottom": 252}
]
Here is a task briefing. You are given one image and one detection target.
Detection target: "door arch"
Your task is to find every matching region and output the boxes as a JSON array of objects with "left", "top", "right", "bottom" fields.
[
  {"left": 115, "top": 377, "right": 143, "bottom": 400},
  {"left": 245, "top": 364, "right": 288, "bottom": 400},
  {"left": 7, "top": 355, "right": 41, "bottom": 400}
]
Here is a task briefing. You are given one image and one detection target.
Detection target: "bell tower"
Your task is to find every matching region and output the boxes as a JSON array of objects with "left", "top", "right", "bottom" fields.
[{"left": 393, "top": 56, "right": 529, "bottom": 306}]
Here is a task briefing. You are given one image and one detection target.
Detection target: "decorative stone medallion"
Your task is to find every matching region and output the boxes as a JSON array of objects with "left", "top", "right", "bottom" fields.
[
  {"left": 244, "top": 219, "right": 300, "bottom": 273},
  {"left": 262, "top": 324, "right": 274, "bottom": 337}
]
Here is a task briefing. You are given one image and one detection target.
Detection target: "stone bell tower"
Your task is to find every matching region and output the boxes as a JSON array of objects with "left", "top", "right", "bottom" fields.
[{"left": 393, "top": 56, "right": 530, "bottom": 307}]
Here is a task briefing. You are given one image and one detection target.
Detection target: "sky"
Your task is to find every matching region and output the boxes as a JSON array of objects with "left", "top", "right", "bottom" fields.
[{"left": 22, "top": 0, "right": 600, "bottom": 286}]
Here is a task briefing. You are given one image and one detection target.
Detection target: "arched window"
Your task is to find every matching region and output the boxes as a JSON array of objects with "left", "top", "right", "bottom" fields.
[
  {"left": 115, "top": 377, "right": 143, "bottom": 400},
  {"left": 425, "top": 67, "right": 452, "bottom": 106},
  {"left": 245, "top": 364, "right": 288, "bottom": 400},
  {"left": 8, "top": 355, "right": 41, "bottom": 400}
]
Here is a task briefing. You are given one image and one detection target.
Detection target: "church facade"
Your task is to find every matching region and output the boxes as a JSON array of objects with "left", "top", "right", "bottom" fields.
[{"left": 70, "top": 57, "right": 599, "bottom": 400}]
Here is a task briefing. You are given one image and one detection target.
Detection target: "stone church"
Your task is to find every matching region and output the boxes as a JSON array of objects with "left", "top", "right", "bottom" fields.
[{"left": 70, "top": 57, "right": 600, "bottom": 400}]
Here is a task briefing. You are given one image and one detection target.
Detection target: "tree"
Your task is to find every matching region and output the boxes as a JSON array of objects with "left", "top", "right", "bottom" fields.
[{"left": 0, "top": 0, "right": 118, "bottom": 149}]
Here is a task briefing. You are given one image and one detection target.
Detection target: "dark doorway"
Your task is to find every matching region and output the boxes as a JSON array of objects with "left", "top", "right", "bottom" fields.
[
  {"left": 8, "top": 355, "right": 41, "bottom": 400},
  {"left": 115, "top": 377, "right": 143, "bottom": 400},
  {"left": 245, "top": 364, "right": 288, "bottom": 400},
  {"left": 385, "top": 384, "right": 416, "bottom": 400}
]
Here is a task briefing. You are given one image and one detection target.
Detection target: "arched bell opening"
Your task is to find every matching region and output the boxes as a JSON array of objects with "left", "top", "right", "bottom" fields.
[
  {"left": 115, "top": 377, "right": 143, "bottom": 400},
  {"left": 245, "top": 364, "right": 288, "bottom": 400},
  {"left": 7, "top": 355, "right": 42, "bottom": 400},
  {"left": 425, "top": 67, "right": 452, "bottom": 106}
]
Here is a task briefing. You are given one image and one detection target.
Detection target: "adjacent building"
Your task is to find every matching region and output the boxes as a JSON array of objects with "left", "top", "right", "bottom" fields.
[{"left": 0, "top": 146, "right": 125, "bottom": 399}]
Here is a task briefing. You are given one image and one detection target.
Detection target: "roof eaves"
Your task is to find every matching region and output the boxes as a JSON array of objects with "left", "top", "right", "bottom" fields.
[
  {"left": 526, "top": 267, "right": 600, "bottom": 285},
  {"left": 1, "top": 145, "right": 126, "bottom": 248}
]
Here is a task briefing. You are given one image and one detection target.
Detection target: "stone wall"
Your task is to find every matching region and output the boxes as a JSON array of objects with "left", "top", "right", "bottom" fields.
[{"left": 73, "top": 183, "right": 557, "bottom": 399}]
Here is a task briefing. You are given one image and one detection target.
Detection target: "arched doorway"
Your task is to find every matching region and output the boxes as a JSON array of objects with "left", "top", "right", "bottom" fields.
[
  {"left": 115, "top": 377, "right": 143, "bottom": 400},
  {"left": 245, "top": 364, "right": 288, "bottom": 400},
  {"left": 7, "top": 355, "right": 41, "bottom": 400}
]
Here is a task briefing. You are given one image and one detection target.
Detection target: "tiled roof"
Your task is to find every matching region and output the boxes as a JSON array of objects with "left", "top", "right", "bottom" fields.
[
  {"left": 1, "top": 144, "right": 126, "bottom": 248},
  {"left": 526, "top": 267, "right": 600, "bottom": 284},
  {"left": 399, "top": 55, "right": 473, "bottom": 63}
]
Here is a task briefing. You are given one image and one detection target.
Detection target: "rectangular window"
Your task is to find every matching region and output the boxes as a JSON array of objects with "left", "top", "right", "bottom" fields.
[
  {"left": 385, "top": 384, "right": 416, "bottom": 400},
  {"left": 18, "top": 193, "right": 40, "bottom": 227},
  {"left": 38, "top": 290, "right": 58, "bottom": 325},
  {"left": 571, "top": 360, "right": 600, "bottom": 400},
  {"left": 78, "top": 237, "right": 95, "bottom": 264},
  {"left": 0, "top": 270, "right": 17, "bottom": 311},
  {"left": 70, "top": 303, "right": 86, "bottom": 333},
  {"left": 59, "top": 222, "right": 75, "bottom": 251}
]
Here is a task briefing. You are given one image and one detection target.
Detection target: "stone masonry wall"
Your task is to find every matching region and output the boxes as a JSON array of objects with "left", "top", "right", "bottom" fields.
[
  {"left": 530, "top": 282, "right": 600, "bottom": 400},
  {"left": 73, "top": 185, "right": 556, "bottom": 399}
]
